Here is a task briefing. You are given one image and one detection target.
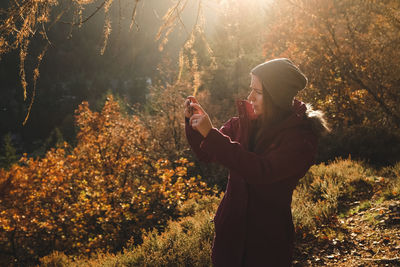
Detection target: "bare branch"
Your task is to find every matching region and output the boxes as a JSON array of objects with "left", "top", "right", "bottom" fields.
[
  {"left": 23, "top": 43, "right": 49, "bottom": 125},
  {"left": 60, "top": 0, "right": 106, "bottom": 26},
  {"left": 129, "top": 0, "right": 140, "bottom": 30}
]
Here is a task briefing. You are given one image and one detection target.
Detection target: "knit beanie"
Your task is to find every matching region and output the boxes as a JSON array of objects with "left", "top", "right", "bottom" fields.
[{"left": 250, "top": 58, "right": 308, "bottom": 110}]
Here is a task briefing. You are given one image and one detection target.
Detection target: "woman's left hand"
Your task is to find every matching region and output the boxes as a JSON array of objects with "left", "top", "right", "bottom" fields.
[{"left": 189, "top": 102, "right": 213, "bottom": 138}]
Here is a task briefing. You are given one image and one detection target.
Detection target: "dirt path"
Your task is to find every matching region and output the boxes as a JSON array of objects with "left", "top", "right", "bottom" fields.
[{"left": 293, "top": 197, "right": 400, "bottom": 266}]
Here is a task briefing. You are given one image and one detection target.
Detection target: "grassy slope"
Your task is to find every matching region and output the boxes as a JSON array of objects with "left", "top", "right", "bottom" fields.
[{"left": 39, "top": 159, "right": 400, "bottom": 267}]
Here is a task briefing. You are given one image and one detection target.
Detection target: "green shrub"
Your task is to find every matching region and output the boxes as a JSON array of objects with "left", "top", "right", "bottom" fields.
[
  {"left": 0, "top": 98, "right": 213, "bottom": 265},
  {"left": 292, "top": 159, "right": 375, "bottom": 232},
  {"left": 383, "top": 176, "right": 400, "bottom": 200},
  {"left": 39, "top": 196, "right": 220, "bottom": 267},
  {"left": 117, "top": 211, "right": 214, "bottom": 267},
  {"left": 379, "top": 162, "right": 400, "bottom": 179},
  {"left": 178, "top": 194, "right": 222, "bottom": 217},
  {"left": 39, "top": 251, "right": 71, "bottom": 267},
  {"left": 40, "top": 160, "right": 393, "bottom": 266}
]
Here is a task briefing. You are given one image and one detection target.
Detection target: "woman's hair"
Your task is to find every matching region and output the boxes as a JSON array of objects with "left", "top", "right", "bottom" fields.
[
  {"left": 249, "top": 85, "right": 291, "bottom": 152},
  {"left": 248, "top": 83, "right": 331, "bottom": 152},
  {"left": 304, "top": 104, "right": 331, "bottom": 138}
]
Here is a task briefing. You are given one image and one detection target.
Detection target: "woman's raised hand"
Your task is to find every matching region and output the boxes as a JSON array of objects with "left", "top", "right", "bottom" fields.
[
  {"left": 184, "top": 96, "right": 213, "bottom": 138},
  {"left": 184, "top": 96, "right": 197, "bottom": 118}
]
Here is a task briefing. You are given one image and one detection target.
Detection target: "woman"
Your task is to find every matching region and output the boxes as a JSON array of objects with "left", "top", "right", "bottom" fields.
[{"left": 184, "top": 58, "right": 329, "bottom": 266}]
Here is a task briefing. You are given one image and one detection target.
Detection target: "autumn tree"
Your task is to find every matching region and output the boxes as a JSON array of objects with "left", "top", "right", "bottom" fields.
[
  {"left": 201, "top": 0, "right": 266, "bottom": 122},
  {"left": 263, "top": 0, "right": 400, "bottom": 130},
  {"left": 0, "top": 96, "right": 212, "bottom": 265},
  {"left": 0, "top": 134, "right": 18, "bottom": 170},
  {"left": 0, "top": 0, "right": 210, "bottom": 125}
]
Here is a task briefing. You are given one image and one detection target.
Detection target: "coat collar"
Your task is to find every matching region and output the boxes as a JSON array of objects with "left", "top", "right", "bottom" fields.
[
  {"left": 235, "top": 98, "right": 307, "bottom": 125},
  {"left": 235, "top": 98, "right": 308, "bottom": 152},
  {"left": 235, "top": 99, "right": 258, "bottom": 121}
]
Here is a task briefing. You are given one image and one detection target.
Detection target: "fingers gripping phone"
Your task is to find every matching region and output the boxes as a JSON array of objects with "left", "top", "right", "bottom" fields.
[{"left": 187, "top": 99, "right": 194, "bottom": 116}]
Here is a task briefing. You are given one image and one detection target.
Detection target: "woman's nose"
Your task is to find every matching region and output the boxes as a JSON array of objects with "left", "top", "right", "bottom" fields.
[{"left": 247, "top": 91, "right": 254, "bottom": 102}]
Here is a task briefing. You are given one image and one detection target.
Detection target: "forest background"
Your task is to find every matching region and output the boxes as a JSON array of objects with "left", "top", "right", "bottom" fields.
[{"left": 0, "top": 0, "right": 399, "bottom": 266}]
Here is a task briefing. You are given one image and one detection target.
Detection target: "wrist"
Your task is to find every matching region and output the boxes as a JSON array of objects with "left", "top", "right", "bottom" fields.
[{"left": 201, "top": 126, "right": 212, "bottom": 138}]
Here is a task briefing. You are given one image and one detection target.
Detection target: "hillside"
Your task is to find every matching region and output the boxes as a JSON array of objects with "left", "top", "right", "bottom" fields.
[
  {"left": 294, "top": 196, "right": 400, "bottom": 266},
  {"left": 39, "top": 160, "right": 400, "bottom": 267}
]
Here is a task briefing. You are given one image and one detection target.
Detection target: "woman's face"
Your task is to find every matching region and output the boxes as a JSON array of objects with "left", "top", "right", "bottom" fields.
[{"left": 248, "top": 74, "right": 264, "bottom": 116}]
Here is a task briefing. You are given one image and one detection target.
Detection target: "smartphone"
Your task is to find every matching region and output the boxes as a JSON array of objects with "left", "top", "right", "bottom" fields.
[{"left": 187, "top": 99, "right": 194, "bottom": 116}]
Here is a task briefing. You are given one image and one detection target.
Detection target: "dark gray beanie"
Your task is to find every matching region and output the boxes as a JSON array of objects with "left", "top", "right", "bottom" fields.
[{"left": 251, "top": 58, "right": 308, "bottom": 110}]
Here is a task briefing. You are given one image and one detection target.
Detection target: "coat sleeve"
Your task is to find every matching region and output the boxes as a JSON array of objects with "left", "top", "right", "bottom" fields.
[
  {"left": 199, "top": 127, "right": 317, "bottom": 185},
  {"left": 185, "top": 117, "right": 236, "bottom": 163}
]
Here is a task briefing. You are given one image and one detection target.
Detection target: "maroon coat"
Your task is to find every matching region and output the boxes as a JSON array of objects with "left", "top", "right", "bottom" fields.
[{"left": 185, "top": 99, "right": 318, "bottom": 267}]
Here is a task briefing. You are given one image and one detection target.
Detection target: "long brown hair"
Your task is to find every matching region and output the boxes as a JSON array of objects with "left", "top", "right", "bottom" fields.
[{"left": 249, "top": 85, "right": 291, "bottom": 152}]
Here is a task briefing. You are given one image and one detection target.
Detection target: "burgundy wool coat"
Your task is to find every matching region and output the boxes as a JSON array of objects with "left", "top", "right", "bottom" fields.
[{"left": 185, "top": 99, "right": 318, "bottom": 267}]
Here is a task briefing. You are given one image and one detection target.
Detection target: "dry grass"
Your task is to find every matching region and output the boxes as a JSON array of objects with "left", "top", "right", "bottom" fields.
[{"left": 39, "top": 159, "right": 398, "bottom": 266}]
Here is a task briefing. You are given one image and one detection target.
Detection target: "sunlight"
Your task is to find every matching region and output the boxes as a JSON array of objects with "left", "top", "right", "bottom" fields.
[{"left": 1, "top": 0, "right": 399, "bottom": 264}]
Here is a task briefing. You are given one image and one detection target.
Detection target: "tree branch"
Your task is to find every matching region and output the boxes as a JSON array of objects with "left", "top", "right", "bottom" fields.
[{"left": 61, "top": 0, "right": 106, "bottom": 26}]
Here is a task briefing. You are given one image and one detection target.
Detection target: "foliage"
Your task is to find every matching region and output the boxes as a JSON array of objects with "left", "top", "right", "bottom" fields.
[
  {"left": 39, "top": 195, "right": 220, "bottom": 267},
  {"left": 383, "top": 178, "right": 400, "bottom": 200},
  {"left": 0, "top": 0, "right": 209, "bottom": 124},
  {"left": 0, "top": 133, "right": 18, "bottom": 170},
  {"left": 137, "top": 57, "right": 229, "bottom": 191},
  {"left": 381, "top": 162, "right": 400, "bottom": 200},
  {"left": 138, "top": 65, "right": 192, "bottom": 160},
  {"left": 40, "top": 251, "right": 71, "bottom": 267},
  {"left": 30, "top": 127, "right": 65, "bottom": 158},
  {"left": 0, "top": 96, "right": 213, "bottom": 265},
  {"left": 202, "top": 0, "right": 266, "bottom": 122},
  {"left": 345, "top": 200, "right": 371, "bottom": 217},
  {"left": 292, "top": 159, "right": 375, "bottom": 232},
  {"left": 316, "top": 125, "right": 400, "bottom": 166},
  {"left": 37, "top": 159, "right": 396, "bottom": 266},
  {"left": 263, "top": 0, "right": 400, "bottom": 129},
  {"left": 379, "top": 162, "right": 400, "bottom": 179}
]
